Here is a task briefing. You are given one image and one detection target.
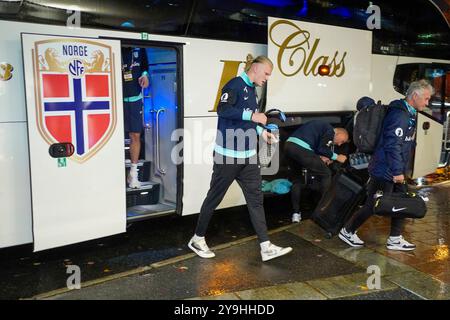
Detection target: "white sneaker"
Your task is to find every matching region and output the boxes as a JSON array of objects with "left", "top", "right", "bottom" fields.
[
  {"left": 386, "top": 236, "right": 416, "bottom": 251},
  {"left": 188, "top": 237, "right": 215, "bottom": 258},
  {"left": 338, "top": 228, "right": 364, "bottom": 247},
  {"left": 261, "top": 243, "right": 292, "bottom": 262},
  {"left": 127, "top": 169, "right": 141, "bottom": 189},
  {"left": 292, "top": 213, "right": 301, "bottom": 223}
]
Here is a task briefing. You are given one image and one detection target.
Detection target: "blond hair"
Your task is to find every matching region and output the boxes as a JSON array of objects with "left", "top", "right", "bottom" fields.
[{"left": 244, "top": 54, "right": 273, "bottom": 72}]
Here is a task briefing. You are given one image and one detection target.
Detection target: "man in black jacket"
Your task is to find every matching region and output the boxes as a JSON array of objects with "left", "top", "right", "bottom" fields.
[
  {"left": 285, "top": 120, "right": 349, "bottom": 223},
  {"left": 188, "top": 55, "right": 292, "bottom": 262},
  {"left": 339, "top": 80, "right": 433, "bottom": 251}
]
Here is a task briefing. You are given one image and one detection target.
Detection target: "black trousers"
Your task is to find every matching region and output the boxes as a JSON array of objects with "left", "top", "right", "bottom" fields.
[
  {"left": 285, "top": 142, "right": 332, "bottom": 213},
  {"left": 344, "top": 177, "right": 405, "bottom": 236},
  {"left": 194, "top": 157, "right": 269, "bottom": 243}
]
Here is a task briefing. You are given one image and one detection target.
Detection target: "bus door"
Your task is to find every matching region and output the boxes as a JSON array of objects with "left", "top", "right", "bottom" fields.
[
  {"left": 21, "top": 34, "right": 126, "bottom": 251},
  {"left": 412, "top": 112, "right": 444, "bottom": 179},
  {"left": 125, "top": 44, "right": 182, "bottom": 221}
]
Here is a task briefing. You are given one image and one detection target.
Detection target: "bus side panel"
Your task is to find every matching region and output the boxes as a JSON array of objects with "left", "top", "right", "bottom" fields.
[
  {"left": 370, "top": 55, "right": 403, "bottom": 103},
  {"left": 181, "top": 117, "right": 246, "bottom": 216},
  {"left": 267, "top": 17, "right": 372, "bottom": 112},
  {"left": 0, "top": 122, "right": 32, "bottom": 248},
  {"left": 412, "top": 113, "right": 443, "bottom": 179},
  {"left": 0, "top": 21, "right": 32, "bottom": 248},
  {"left": 22, "top": 34, "right": 126, "bottom": 251},
  {"left": 183, "top": 38, "right": 265, "bottom": 118},
  {"left": 0, "top": 23, "right": 27, "bottom": 123},
  {"left": 181, "top": 38, "right": 266, "bottom": 215}
]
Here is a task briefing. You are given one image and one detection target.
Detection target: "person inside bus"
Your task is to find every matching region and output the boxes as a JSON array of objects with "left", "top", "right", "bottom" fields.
[
  {"left": 188, "top": 55, "right": 293, "bottom": 262},
  {"left": 285, "top": 120, "right": 349, "bottom": 223},
  {"left": 121, "top": 46, "right": 149, "bottom": 188},
  {"left": 339, "top": 80, "right": 434, "bottom": 251}
]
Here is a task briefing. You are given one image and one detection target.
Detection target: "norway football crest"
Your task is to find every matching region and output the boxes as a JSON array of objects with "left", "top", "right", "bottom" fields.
[{"left": 33, "top": 39, "right": 117, "bottom": 162}]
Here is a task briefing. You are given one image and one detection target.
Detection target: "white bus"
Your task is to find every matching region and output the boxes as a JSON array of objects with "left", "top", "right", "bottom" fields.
[{"left": 0, "top": 0, "right": 449, "bottom": 252}]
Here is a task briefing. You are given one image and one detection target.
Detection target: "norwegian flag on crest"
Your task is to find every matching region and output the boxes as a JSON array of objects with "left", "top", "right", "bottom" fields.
[
  {"left": 41, "top": 72, "right": 112, "bottom": 158},
  {"left": 33, "top": 40, "right": 116, "bottom": 162}
]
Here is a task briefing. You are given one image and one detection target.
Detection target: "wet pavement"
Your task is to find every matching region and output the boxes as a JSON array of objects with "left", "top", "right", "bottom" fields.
[
  {"left": 0, "top": 195, "right": 293, "bottom": 300},
  {"left": 1, "top": 183, "right": 450, "bottom": 300},
  {"left": 46, "top": 231, "right": 364, "bottom": 300}
]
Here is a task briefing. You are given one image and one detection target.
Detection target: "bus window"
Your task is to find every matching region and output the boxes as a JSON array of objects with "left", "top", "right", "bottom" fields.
[
  {"left": 393, "top": 63, "right": 421, "bottom": 95},
  {"left": 1, "top": 0, "right": 449, "bottom": 59},
  {"left": 393, "top": 63, "right": 450, "bottom": 121},
  {"left": 0, "top": 0, "right": 193, "bottom": 35},
  {"left": 427, "top": 69, "right": 450, "bottom": 121}
]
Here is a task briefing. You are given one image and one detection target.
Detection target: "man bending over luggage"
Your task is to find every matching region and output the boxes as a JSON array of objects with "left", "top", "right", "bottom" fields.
[
  {"left": 339, "top": 80, "right": 433, "bottom": 251},
  {"left": 285, "top": 120, "right": 349, "bottom": 223}
]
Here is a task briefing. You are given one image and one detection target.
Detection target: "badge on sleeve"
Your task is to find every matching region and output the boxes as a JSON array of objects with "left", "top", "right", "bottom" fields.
[
  {"left": 219, "top": 89, "right": 237, "bottom": 105},
  {"left": 220, "top": 93, "right": 229, "bottom": 103},
  {"left": 395, "top": 128, "right": 403, "bottom": 137}
]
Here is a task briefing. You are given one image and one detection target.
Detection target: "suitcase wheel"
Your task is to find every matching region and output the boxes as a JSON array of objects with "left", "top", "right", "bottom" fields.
[{"left": 325, "top": 232, "right": 333, "bottom": 239}]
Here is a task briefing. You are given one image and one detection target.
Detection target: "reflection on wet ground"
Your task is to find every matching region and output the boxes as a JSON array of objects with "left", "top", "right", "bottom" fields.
[
  {"left": 0, "top": 195, "right": 293, "bottom": 299},
  {"left": 1, "top": 183, "right": 450, "bottom": 300},
  {"left": 358, "top": 183, "right": 450, "bottom": 284}
]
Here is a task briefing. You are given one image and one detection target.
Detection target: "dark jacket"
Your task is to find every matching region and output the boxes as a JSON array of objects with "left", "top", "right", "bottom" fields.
[
  {"left": 122, "top": 47, "right": 148, "bottom": 98},
  {"left": 289, "top": 120, "right": 336, "bottom": 159},
  {"left": 369, "top": 99, "right": 417, "bottom": 181},
  {"left": 215, "top": 74, "right": 260, "bottom": 153}
]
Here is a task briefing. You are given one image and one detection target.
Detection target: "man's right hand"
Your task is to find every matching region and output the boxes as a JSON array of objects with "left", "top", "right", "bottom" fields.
[
  {"left": 393, "top": 174, "right": 405, "bottom": 184},
  {"left": 262, "top": 131, "right": 278, "bottom": 144},
  {"left": 320, "top": 156, "right": 332, "bottom": 165},
  {"left": 251, "top": 112, "right": 267, "bottom": 125},
  {"left": 336, "top": 154, "right": 347, "bottom": 163},
  {"left": 138, "top": 74, "right": 149, "bottom": 89}
]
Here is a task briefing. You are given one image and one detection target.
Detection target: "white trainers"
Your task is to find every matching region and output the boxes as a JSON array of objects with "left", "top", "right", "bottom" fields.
[
  {"left": 261, "top": 243, "right": 292, "bottom": 262},
  {"left": 386, "top": 236, "right": 416, "bottom": 251},
  {"left": 338, "top": 228, "right": 364, "bottom": 247},
  {"left": 292, "top": 213, "right": 302, "bottom": 223},
  {"left": 127, "top": 169, "right": 141, "bottom": 189},
  {"left": 188, "top": 237, "right": 215, "bottom": 258}
]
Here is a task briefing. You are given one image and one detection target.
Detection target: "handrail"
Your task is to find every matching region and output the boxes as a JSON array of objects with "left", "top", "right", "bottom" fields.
[
  {"left": 155, "top": 108, "right": 166, "bottom": 175},
  {"left": 444, "top": 111, "right": 450, "bottom": 151},
  {"left": 142, "top": 89, "right": 152, "bottom": 129}
]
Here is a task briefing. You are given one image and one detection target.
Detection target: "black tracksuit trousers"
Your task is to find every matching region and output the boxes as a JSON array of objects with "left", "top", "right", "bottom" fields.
[
  {"left": 344, "top": 177, "right": 405, "bottom": 236},
  {"left": 194, "top": 157, "right": 270, "bottom": 243},
  {"left": 285, "top": 142, "right": 332, "bottom": 213}
]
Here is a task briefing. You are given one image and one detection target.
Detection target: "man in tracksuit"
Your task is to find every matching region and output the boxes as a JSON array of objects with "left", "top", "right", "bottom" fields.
[
  {"left": 339, "top": 80, "right": 434, "bottom": 251},
  {"left": 188, "top": 55, "right": 292, "bottom": 262},
  {"left": 122, "top": 47, "right": 149, "bottom": 188},
  {"left": 285, "top": 120, "right": 349, "bottom": 223}
]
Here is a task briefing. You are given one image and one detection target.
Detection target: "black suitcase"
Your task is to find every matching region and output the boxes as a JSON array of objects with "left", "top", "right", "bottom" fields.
[{"left": 311, "top": 169, "right": 366, "bottom": 238}]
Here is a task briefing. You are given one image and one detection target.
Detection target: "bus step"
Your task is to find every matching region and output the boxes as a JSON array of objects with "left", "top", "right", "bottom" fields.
[
  {"left": 126, "top": 182, "right": 160, "bottom": 207},
  {"left": 125, "top": 160, "right": 151, "bottom": 183}
]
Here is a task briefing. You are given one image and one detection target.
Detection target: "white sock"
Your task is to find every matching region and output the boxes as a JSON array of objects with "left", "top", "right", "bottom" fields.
[
  {"left": 193, "top": 234, "right": 205, "bottom": 242},
  {"left": 260, "top": 241, "right": 271, "bottom": 251},
  {"left": 131, "top": 163, "right": 138, "bottom": 170}
]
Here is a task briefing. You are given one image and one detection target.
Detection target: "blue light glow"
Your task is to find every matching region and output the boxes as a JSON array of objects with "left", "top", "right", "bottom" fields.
[
  {"left": 121, "top": 21, "right": 135, "bottom": 28},
  {"left": 247, "top": 0, "right": 295, "bottom": 8},
  {"left": 329, "top": 7, "right": 351, "bottom": 19},
  {"left": 296, "top": 0, "right": 308, "bottom": 17}
]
